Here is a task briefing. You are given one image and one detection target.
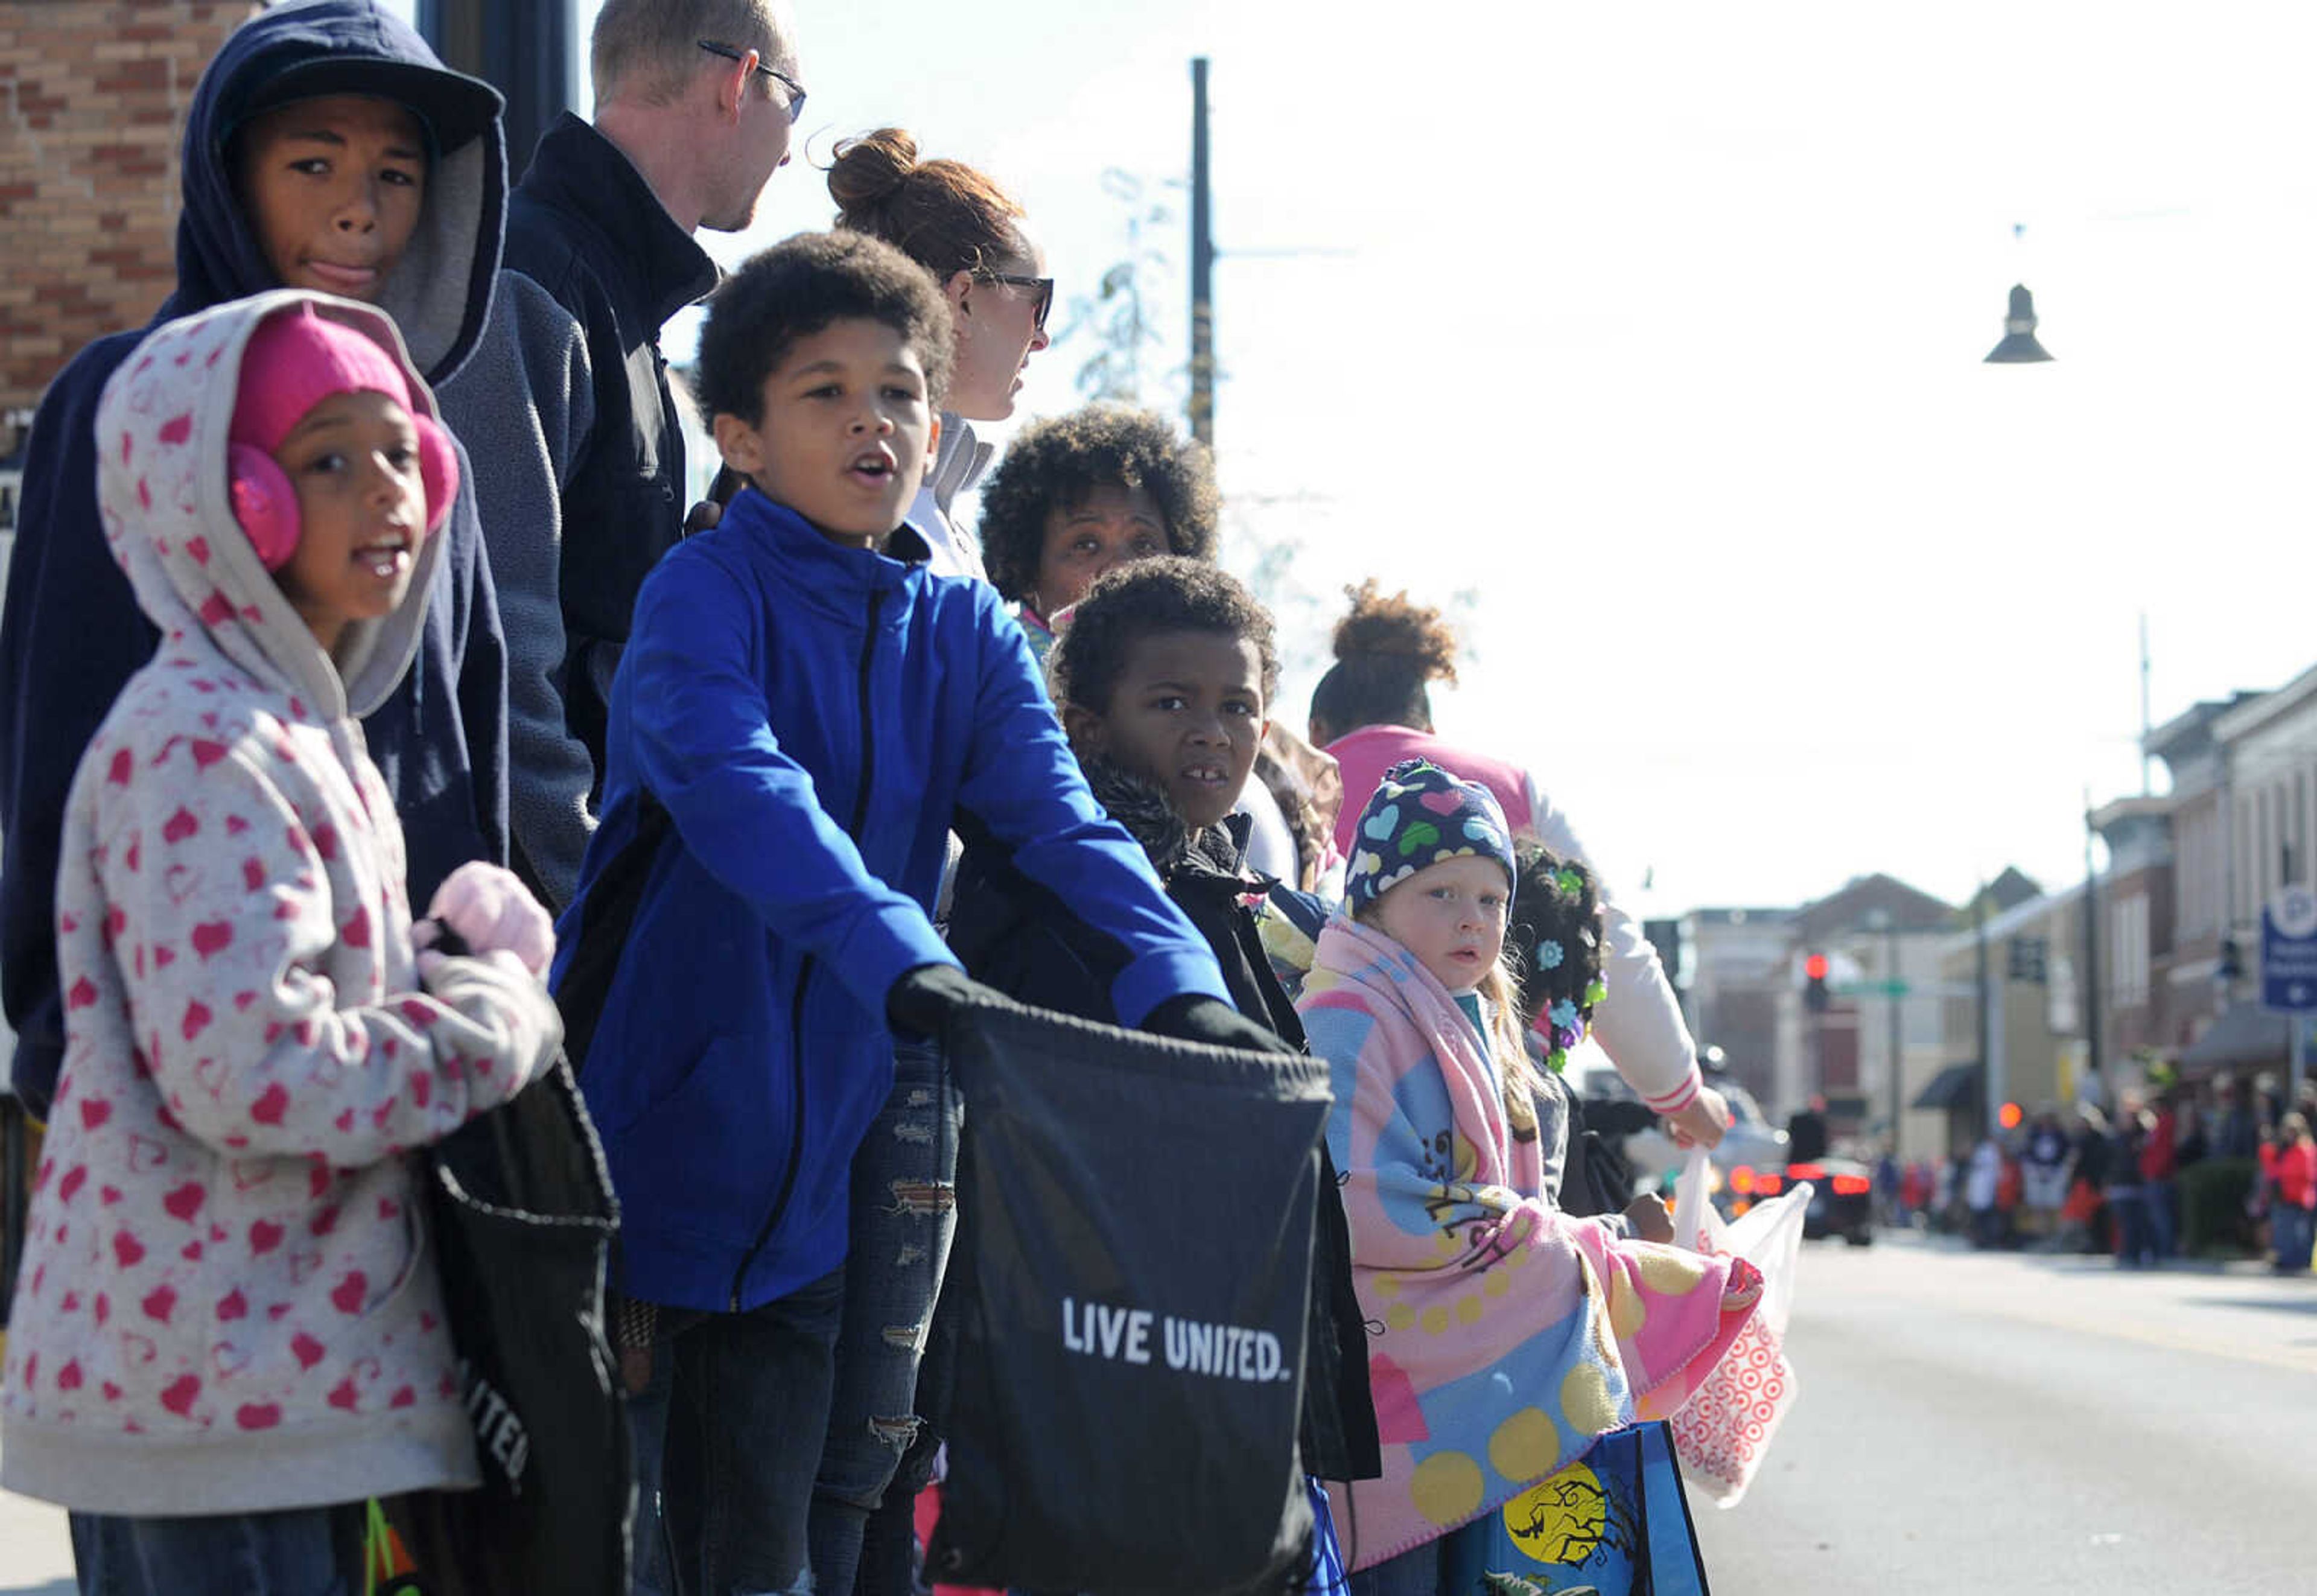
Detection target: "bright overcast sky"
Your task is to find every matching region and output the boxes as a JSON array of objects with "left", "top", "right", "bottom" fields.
[{"left": 393, "top": 1, "right": 2317, "bottom": 921}]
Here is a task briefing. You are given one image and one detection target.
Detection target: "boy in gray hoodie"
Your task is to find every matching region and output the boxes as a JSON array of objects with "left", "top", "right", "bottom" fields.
[{"left": 0, "top": 0, "right": 514, "bottom": 1120}]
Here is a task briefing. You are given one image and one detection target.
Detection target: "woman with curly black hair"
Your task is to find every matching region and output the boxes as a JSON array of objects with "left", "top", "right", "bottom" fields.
[
  {"left": 973, "top": 403, "right": 1351, "bottom": 893},
  {"left": 974, "top": 402, "right": 1219, "bottom": 662}
]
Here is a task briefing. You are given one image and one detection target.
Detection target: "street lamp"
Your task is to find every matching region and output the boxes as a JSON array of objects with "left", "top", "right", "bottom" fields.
[{"left": 1985, "top": 284, "right": 2055, "bottom": 363}]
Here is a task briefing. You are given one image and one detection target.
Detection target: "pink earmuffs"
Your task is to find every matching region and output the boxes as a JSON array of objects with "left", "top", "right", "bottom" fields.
[
  {"left": 226, "top": 427, "right": 457, "bottom": 571},
  {"left": 225, "top": 304, "right": 460, "bottom": 571}
]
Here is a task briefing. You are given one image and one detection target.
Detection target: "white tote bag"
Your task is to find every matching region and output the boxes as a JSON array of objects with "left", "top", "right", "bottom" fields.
[{"left": 1665, "top": 1145, "right": 1807, "bottom": 1507}]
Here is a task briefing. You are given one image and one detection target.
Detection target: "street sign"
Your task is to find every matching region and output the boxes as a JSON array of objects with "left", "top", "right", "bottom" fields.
[
  {"left": 2261, "top": 885, "right": 2317, "bottom": 1013},
  {"left": 2048, "top": 953, "right": 2079, "bottom": 1032}
]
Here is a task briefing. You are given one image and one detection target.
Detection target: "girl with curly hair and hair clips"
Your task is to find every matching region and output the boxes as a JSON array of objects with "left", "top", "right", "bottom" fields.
[
  {"left": 1506, "top": 843, "right": 1671, "bottom": 1236},
  {"left": 1307, "top": 580, "right": 1734, "bottom": 1158},
  {"left": 829, "top": 129, "right": 1053, "bottom": 580}
]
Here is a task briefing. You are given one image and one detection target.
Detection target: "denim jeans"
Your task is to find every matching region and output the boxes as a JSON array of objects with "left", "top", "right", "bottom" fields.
[
  {"left": 2105, "top": 1184, "right": 2149, "bottom": 1265},
  {"left": 808, "top": 1036, "right": 964, "bottom": 1595},
  {"left": 1347, "top": 1530, "right": 1450, "bottom": 1596},
  {"left": 2274, "top": 1202, "right": 2315, "bottom": 1271},
  {"left": 69, "top": 1502, "right": 364, "bottom": 1595},
  {"left": 628, "top": 1266, "right": 848, "bottom": 1596},
  {"left": 1349, "top": 1513, "right": 1502, "bottom": 1596},
  {"left": 2144, "top": 1177, "right": 2177, "bottom": 1261}
]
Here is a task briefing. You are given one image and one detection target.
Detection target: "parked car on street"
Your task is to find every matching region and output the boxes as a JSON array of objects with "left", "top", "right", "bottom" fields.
[
  {"left": 1577, "top": 1056, "right": 1790, "bottom": 1198},
  {"left": 1784, "top": 1156, "right": 1876, "bottom": 1244}
]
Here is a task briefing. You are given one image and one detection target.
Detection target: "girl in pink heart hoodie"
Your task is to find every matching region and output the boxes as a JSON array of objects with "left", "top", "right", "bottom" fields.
[{"left": 1, "top": 291, "right": 562, "bottom": 1577}]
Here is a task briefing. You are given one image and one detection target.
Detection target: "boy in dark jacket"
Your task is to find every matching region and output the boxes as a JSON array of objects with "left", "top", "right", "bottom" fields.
[
  {"left": 552, "top": 234, "right": 1265, "bottom": 1596},
  {"left": 0, "top": 0, "right": 512, "bottom": 1115},
  {"left": 948, "top": 557, "right": 1383, "bottom": 1530}
]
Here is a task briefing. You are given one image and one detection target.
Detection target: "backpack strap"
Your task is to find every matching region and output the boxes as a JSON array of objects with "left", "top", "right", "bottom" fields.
[{"left": 555, "top": 790, "right": 673, "bottom": 1078}]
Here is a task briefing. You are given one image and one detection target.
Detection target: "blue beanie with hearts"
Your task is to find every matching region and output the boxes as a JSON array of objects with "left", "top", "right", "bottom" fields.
[{"left": 1344, "top": 758, "right": 1518, "bottom": 912}]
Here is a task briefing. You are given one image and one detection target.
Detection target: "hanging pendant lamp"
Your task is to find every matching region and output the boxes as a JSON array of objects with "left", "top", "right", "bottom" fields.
[{"left": 1984, "top": 283, "right": 2054, "bottom": 363}]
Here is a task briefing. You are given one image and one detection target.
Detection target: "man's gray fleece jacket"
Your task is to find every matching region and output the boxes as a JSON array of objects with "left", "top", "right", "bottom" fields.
[{"left": 438, "top": 275, "right": 597, "bottom": 908}]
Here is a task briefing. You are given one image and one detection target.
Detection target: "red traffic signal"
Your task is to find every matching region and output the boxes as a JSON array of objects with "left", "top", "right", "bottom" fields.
[
  {"left": 1804, "top": 953, "right": 1829, "bottom": 981},
  {"left": 1804, "top": 952, "right": 1831, "bottom": 1013}
]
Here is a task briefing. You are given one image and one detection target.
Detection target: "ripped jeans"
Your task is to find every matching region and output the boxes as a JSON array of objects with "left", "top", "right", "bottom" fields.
[{"left": 807, "top": 1034, "right": 964, "bottom": 1595}]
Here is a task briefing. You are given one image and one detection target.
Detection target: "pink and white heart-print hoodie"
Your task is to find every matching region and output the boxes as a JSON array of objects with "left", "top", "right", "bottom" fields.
[{"left": 1, "top": 291, "right": 563, "bottom": 1517}]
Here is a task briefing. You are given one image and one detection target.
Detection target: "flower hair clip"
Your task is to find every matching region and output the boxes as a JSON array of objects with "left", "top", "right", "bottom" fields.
[
  {"left": 1534, "top": 981, "right": 1607, "bottom": 1076},
  {"left": 1541, "top": 1020, "right": 1585, "bottom": 1073}
]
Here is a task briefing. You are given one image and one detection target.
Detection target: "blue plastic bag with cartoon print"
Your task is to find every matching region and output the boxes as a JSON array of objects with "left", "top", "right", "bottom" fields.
[{"left": 1439, "top": 1421, "right": 1709, "bottom": 1596}]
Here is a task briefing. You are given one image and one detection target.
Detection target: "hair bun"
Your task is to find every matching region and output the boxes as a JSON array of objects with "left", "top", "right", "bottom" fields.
[
  {"left": 1332, "top": 578, "right": 1460, "bottom": 685},
  {"left": 828, "top": 127, "right": 920, "bottom": 217}
]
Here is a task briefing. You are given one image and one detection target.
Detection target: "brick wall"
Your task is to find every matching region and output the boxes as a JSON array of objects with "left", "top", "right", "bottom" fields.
[{"left": 0, "top": 2, "right": 256, "bottom": 437}]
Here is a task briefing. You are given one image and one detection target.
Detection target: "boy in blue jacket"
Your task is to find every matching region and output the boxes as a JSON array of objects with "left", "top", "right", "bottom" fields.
[
  {"left": 551, "top": 231, "right": 1282, "bottom": 1596},
  {"left": 0, "top": 0, "right": 512, "bottom": 1117}
]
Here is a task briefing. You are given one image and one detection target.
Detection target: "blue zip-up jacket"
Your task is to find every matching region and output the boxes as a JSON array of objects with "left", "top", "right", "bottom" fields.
[
  {"left": 0, "top": 1, "right": 511, "bottom": 1113},
  {"left": 555, "top": 490, "right": 1232, "bottom": 1313}
]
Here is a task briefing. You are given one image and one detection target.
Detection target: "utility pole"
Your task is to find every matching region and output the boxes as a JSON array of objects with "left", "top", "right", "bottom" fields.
[
  {"left": 1187, "top": 57, "right": 1215, "bottom": 450},
  {"left": 2139, "top": 614, "right": 2153, "bottom": 798},
  {"left": 417, "top": 0, "right": 575, "bottom": 176},
  {"left": 1810, "top": 1004, "right": 1825, "bottom": 1114},
  {"left": 2083, "top": 789, "right": 2104, "bottom": 1093},
  {"left": 1865, "top": 909, "right": 1902, "bottom": 1148},
  {"left": 2292, "top": 872, "right": 2309, "bottom": 1103},
  {"left": 1975, "top": 886, "right": 1994, "bottom": 1139},
  {"left": 1885, "top": 914, "right": 1904, "bottom": 1156}
]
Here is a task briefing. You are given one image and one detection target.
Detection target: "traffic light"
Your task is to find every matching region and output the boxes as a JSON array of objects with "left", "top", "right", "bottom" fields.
[{"left": 1804, "top": 952, "right": 1831, "bottom": 1013}]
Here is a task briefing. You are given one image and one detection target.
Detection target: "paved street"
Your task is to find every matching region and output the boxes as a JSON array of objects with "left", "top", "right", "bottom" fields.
[
  {"left": 0, "top": 1481, "right": 66, "bottom": 1595},
  {"left": 1693, "top": 1232, "right": 2317, "bottom": 1594},
  {"left": 0, "top": 1232, "right": 2310, "bottom": 1592}
]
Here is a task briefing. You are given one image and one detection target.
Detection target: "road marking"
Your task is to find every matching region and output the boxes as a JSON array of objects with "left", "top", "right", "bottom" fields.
[
  {"left": 1801, "top": 1244, "right": 2317, "bottom": 1376},
  {"left": 1970, "top": 1297, "right": 2317, "bottom": 1376}
]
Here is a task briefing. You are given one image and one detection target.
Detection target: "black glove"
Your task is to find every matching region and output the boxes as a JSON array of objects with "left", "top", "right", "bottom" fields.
[
  {"left": 886, "top": 962, "right": 1011, "bottom": 1040},
  {"left": 1139, "top": 994, "right": 1299, "bottom": 1057}
]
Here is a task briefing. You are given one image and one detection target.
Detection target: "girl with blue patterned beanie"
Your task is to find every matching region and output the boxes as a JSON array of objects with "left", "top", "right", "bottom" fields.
[
  {"left": 1299, "top": 763, "right": 1763, "bottom": 1582},
  {"left": 1338, "top": 758, "right": 1540, "bottom": 1139}
]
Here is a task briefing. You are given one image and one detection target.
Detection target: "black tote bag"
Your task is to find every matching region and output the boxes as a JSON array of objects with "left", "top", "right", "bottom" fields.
[
  {"left": 931, "top": 1002, "right": 1332, "bottom": 1596},
  {"left": 389, "top": 1055, "right": 631, "bottom": 1596}
]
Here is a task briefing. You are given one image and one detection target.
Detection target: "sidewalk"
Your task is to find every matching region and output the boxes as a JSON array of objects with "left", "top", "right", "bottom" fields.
[
  {"left": 0, "top": 1465, "right": 71, "bottom": 1595},
  {"left": 1895, "top": 1222, "right": 2300, "bottom": 1279}
]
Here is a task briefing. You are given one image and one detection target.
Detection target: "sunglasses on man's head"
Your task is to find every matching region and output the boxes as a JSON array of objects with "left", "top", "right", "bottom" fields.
[
  {"left": 977, "top": 270, "right": 1054, "bottom": 332},
  {"left": 696, "top": 40, "right": 807, "bottom": 123}
]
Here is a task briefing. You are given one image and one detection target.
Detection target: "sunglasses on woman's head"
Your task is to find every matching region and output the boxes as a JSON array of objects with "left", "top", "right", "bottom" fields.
[
  {"left": 976, "top": 270, "right": 1054, "bottom": 331},
  {"left": 696, "top": 39, "right": 807, "bottom": 123}
]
